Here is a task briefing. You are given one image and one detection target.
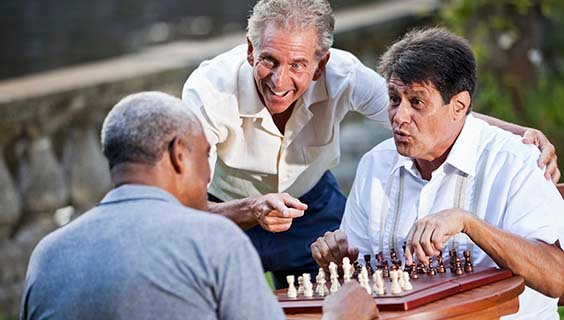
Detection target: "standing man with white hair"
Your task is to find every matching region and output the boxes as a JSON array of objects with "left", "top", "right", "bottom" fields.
[{"left": 182, "top": 0, "right": 560, "bottom": 288}]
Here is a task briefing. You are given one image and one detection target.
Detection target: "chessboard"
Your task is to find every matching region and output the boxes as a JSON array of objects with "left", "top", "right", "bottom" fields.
[{"left": 276, "top": 251, "right": 513, "bottom": 314}]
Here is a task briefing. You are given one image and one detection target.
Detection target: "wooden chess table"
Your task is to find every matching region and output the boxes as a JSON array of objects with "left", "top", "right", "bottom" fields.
[{"left": 275, "top": 268, "right": 525, "bottom": 319}]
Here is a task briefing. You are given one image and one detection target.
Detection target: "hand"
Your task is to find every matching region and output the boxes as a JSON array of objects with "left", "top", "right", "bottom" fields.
[
  {"left": 311, "top": 230, "right": 359, "bottom": 270},
  {"left": 404, "top": 209, "right": 470, "bottom": 266},
  {"left": 522, "top": 128, "right": 560, "bottom": 183},
  {"left": 250, "top": 193, "right": 307, "bottom": 233},
  {"left": 322, "top": 281, "right": 379, "bottom": 320}
]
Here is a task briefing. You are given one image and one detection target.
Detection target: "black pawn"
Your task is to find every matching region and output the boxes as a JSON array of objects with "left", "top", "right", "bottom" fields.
[
  {"left": 454, "top": 257, "right": 464, "bottom": 275},
  {"left": 417, "top": 262, "right": 425, "bottom": 274},
  {"left": 364, "top": 254, "right": 374, "bottom": 275},
  {"left": 410, "top": 262, "right": 419, "bottom": 279},
  {"left": 463, "top": 250, "right": 474, "bottom": 273},
  {"left": 437, "top": 254, "right": 446, "bottom": 273},
  {"left": 382, "top": 261, "right": 390, "bottom": 278},
  {"left": 427, "top": 257, "right": 436, "bottom": 276}
]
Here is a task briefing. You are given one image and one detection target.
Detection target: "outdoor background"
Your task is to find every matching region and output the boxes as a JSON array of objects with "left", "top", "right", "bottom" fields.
[{"left": 0, "top": 0, "right": 562, "bottom": 318}]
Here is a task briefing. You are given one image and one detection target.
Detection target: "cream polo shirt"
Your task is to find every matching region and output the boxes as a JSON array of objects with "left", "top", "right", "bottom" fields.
[
  {"left": 341, "top": 115, "right": 564, "bottom": 319},
  {"left": 182, "top": 44, "right": 389, "bottom": 200}
]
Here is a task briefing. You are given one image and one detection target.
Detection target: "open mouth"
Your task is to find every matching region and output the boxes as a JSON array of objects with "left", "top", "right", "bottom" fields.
[
  {"left": 267, "top": 86, "right": 291, "bottom": 98},
  {"left": 394, "top": 129, "right": 411, "bottom": 141}
]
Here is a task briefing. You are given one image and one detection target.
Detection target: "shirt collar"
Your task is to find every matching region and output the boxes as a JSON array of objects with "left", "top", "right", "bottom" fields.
[
  {"left": 444, "top": 114, "right": 480, "bottom": 177},
  {"left": 99, "top": 184, "right": 182, "bottom": 207},
  {"left": 390, "top": 114, "right": 480, "bottom": 177}
]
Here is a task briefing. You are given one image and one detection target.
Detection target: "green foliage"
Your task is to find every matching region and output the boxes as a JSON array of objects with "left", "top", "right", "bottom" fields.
[{"left": 439, "top": 0, "right": 564, "bottom": 173}]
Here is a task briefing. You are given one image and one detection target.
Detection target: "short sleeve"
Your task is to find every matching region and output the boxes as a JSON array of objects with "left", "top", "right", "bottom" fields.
[
  {"left": 349, "top": 62, "right": 390, "bottom": 128},
  {"left": 502, "top": 158, "right": 564, "bottom": 250},
  {"left": 214, "top": 234, "right": 285, "bottom": 320}
]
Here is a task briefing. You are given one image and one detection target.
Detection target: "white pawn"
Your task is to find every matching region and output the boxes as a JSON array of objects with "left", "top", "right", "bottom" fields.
[
  {"left": 390, "top": 270, "right": 403, "bottom": 294},
  {"left": 287, "top": 275, "right": 297, "bottom": 298},
  {"left": 401, "top": 271, "right": 413, "bottom": 291},
  {"left": 342, "top": 257, "right": 352, "bottom": 282},
  {"left": 359, "top": 266, "right": 372, "bottom": 295},
  {"left": 372, "top": 270, "right": 385, "bottom": 295},
  {"left": 303, "top": 273, "right": 314, "bottom": 297},
  {"left": 316, "top": 268, "right": 328, "bottom": 296},
  {"left": 297, "top": 275, "right": 304, "bottom": 295},
  {"left": 329, "top": 262, "right": 339, "bottom": 281}
]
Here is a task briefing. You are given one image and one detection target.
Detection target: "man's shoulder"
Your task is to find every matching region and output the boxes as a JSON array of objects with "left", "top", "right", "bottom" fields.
[
  {"left": 474, "top": 117, "right": 540, "bottom": 165},
  {"left": 183, "top": 44, "right": 247, "bottom": 98},
  {"left": 356, "top": 138, "right": 398, "bottom": 175}
]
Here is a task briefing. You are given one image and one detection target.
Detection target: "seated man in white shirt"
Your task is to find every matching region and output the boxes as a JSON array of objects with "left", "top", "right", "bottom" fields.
[{"left": 311, "top": 27, "right": 564, "bottom": 319}]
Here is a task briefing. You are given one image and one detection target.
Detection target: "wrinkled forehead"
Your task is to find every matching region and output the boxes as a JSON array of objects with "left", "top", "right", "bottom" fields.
[{"left": 387, "top": 76, "right": 438, "bottom": 96}]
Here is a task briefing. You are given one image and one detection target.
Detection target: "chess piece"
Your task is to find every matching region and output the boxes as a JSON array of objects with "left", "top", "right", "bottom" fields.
[
  {"left": 464, "top": 250, "right": 474, "bottom": 272},
  {"left": 376, "top": 252, "right": 384, "bottom": 270},
  {"left": 427, "top": 257, "right": 436, "bottom": 276},
  {"left": 316, "top": 269, "right": 328, "bottom": 297},
  {"left": 401, "top": 271, "right": 413, "bottom": 291},
  {"left": 372, "top": 270, "right": 385, "bottom": 295},
  {"left": 364, "top": 254, "right": 374, "bottom": 275},
  {"left": 437, "top": 254, "right": 446, "bottom": 273},
  {"left": 410, "top": 262, "right": 419, "bottom": 279},
  {"left": 454, "top": 257, "right": 464, "bottom": 275},
  {"left": 382, "top": 260, "right": 390, "bottom": 278},
  {"left": 297, "top": 275, "right": 304, "bottom": 295},
  {"left": 352, "top": 260, "right": 362, "bottom": 279},
  {"left": 449, "top": 249, "right": 458, "bottom": 272},
  {"left": 287, "top": 275, "right": 297, "bottom": 298},
  {"left": 390, "top": 270, "right": 403, "bottom": 294},
  {"left": 303, "top": 273, "right": 314, "bottom": 297},
  {"left": 343, "top": 257, "right": 352, "bottom": 282},
  {"left": 359, "top": 266, "right": 372, "bottom": 294},
  {"left": 329, "top": 261, "right": 340, "bottom": 294},
  {"left": 316, "top": 268, "right": 328, "bottom": 296},
  {"left": 416, "top": 262, "right": 425, "bottom": 274}
]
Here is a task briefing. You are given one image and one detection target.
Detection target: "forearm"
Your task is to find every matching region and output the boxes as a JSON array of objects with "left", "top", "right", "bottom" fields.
[
  {"left": 207, "top": 198, "right": 258, "bottom": 230},
  {"left": 473, "top": 112, "right": 527, "bottom": 136},
  {"left": 463, "top": 213, "right": 564, "bottom": 297}
]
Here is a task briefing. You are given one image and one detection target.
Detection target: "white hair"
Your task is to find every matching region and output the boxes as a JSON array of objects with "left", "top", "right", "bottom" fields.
[
  {"left": 247, "top": 0, "right": 335, "bottom": 60},
  {"left": 101, "top": 91, "right": 202, "bottom": 169}
]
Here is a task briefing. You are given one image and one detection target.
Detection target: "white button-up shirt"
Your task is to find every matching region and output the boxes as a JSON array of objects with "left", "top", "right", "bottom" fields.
[
  {"left": 182, "top": 45, "right": 389, "bottom": 200},
  {"left": 341, "top": 115, "right": 564, "bottom": 319}
]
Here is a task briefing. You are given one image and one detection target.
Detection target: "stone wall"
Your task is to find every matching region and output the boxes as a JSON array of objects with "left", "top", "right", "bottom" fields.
[{"left": 0, "top": 0, "right": 436, "bottom": 316}]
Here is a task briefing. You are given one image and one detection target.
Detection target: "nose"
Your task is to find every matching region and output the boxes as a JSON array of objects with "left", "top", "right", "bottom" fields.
[
  {"left": 271, "top": 65, "right": 288, "bottom": 88},
  {"left": 392, "top": 100, "right": 411, "bottom": 126}
]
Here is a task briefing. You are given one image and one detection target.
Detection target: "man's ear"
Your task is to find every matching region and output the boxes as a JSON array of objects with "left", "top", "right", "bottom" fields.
[
  {"left": 450, "top": 91, "right": 471, "bottom": 120},
  {"left": 247, "top": 37, "right": 255, "bottom": 66},
  {"left": 168, "top": 137, "right": 187, "bottom": 174},
  {"left": 313, "top": 51, "right": 330, "bottom": 81}
]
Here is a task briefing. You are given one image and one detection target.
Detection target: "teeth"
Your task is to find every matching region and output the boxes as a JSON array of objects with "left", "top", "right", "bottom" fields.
[{"left": 270, "top": 88, "right": 289, "bottom": 96}]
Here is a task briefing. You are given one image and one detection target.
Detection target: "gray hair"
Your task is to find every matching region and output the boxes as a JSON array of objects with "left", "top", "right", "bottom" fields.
[
  {"left": 247, "top": 0, "right": 335, "bottom": 60},
  {"left": 101, "top": 91, "right": 202, "bottom": 169}
]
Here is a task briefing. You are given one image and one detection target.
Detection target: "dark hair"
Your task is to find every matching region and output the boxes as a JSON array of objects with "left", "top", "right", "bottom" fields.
[{"left": 378, "top": 27, "right": 476, "bottom": 112}]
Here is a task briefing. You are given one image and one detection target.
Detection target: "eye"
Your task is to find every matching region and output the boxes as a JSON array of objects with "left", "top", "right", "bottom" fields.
[
  {"left": 410, "top": 98, "right": 424, "bottom": 108},
  {"left": 260, "top": 57, "right": 275, "bottom": 68},
  {"left": 291, "top": 62, "right": 305, "bottom": 70},
  {"left": 389, "top": 95, "right": 401, "bottom": 107}
]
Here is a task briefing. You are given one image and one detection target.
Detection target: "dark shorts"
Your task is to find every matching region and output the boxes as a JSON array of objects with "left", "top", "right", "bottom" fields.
[{"left": 208, "top": 171, "right": 346, "bottom": 289}]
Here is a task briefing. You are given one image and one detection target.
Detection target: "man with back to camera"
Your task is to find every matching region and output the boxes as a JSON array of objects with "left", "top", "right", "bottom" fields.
[
  {"left": 182, "top": 0, "right": 560, "bottom": 288},
  {"left": 19, "top": 91, "right": 379, "bottom": 320},
  {"left": 311, "top": 28, "right": 564, "bottom": 319}
]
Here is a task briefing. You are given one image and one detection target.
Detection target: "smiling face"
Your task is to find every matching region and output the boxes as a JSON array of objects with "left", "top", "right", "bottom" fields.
[
  {"left": 247, "top": 23, "right": 327, "bottom": 115},
  {"left": 387, "top": 76, "right": 466, "bottom": 164}
]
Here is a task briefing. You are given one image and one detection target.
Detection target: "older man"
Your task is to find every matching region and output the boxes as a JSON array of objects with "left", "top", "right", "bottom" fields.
[
  {"left": 311, "top": 28, "right": 564, "bottom": 319},
  {"left": 19, "top": 92, "right": 379, "bottom": 320},
  {"left": 183, "top": 0, "right": 559, "bottom": 287}
]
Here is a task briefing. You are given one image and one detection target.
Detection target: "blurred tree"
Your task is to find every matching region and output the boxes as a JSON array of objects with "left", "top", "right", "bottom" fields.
[{"left": 440, "top": 0, "right": 564, "bottom": 173}]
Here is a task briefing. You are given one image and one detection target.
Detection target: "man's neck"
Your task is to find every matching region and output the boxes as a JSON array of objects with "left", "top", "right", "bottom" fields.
[{"left": 272, "top": 103, "right": 295, "bottom": 134}]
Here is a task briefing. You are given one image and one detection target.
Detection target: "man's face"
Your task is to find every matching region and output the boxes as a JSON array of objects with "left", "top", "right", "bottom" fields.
[
  {"left": 387, "top": 77, "right": 459, "bottom": 161},
  {"left": 248, "top": 23, "right": 322, "bottom": 115},
  {"left": 180, "top": 130, "right": 211, "bottom": 211}
]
